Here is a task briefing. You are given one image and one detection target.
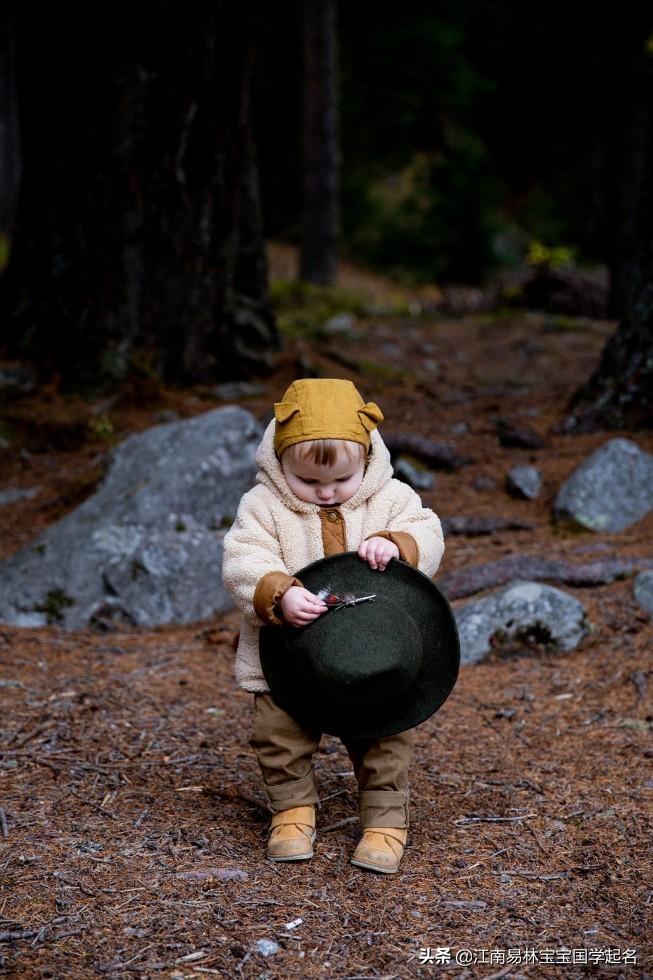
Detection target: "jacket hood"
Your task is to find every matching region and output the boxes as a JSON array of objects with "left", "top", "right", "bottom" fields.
[{"left": 255, "top": 419, "right": 394, "bottom": 514}]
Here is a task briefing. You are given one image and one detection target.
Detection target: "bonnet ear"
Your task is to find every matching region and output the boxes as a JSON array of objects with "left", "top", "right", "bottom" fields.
[
  {"left": 274, "top": 401, "right": 300, "bottom": 424},
  {"left": 358, "top": 401, "right": 384, "bottom": 432}
]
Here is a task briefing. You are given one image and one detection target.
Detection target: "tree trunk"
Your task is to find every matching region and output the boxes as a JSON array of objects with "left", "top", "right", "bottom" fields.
[
  {"left": 0, "top": 3, "right": 278, "bottom": 389},
  {"left": 606, "top": 16, "right": 650, "bottom": 318},
  {"left": 0, "top": 6, "right": 20, "bottom": 235},
  {"left": 300, "top": 0, "right": 339, "bottom": 285},
  {"left": 564, "top": 30, "right": 653, "bottom": 433}
]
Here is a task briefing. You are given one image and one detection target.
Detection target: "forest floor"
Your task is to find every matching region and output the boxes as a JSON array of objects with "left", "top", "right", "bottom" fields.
[{"left": 0, "top": 255, "right": 652, "bottom": 979}]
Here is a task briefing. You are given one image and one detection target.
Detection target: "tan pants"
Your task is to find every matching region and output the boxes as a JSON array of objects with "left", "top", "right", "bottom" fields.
[{"left": 250, "top": 693, "right": 413, "bottom": 828}]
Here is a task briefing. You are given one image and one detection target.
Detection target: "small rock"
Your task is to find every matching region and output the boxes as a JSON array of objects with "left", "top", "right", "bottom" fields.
[
  {"left": 380, "top": 341, "right": 401, "bottom": 356},
  {"left": 506, "top": 465, "right": 542, "bottom": 500},
  {"left": 213, "top": 381, "right": 266, "bottom": 400},
  {"left": 0, "top": 486, "right": 40, "bottom": 508},
  {"left": 473, "top": 475, "right": 497, "bottom": 492},
  {"left": 153, "top": 410, "right": 180, "bottom": 423},
  {"left": 633, "top": 571, "right": 653, "bottom": 618},
  {"left": 254, "top": 939, "right": 279, "bottom": 957},
  {"left": 0, "top": 366, "right": 35, "bottom": 394},
  {"left": 496, "top": 419, "right": 547, "bottom": 449},
  {"left": 455, "top": 580, "right": 589, "bottom": 665},
  {"left": 393, "top": 457, "right": 435, "bottom": 492},
  {"left": 450, "top": 422, "right": 468, "bottom": 435},
  {"left": 554, "top": 438, "right": 653, "bottom": 532},
  {"left": 323, "top": 313, "right": 355, "bottom": 335}
]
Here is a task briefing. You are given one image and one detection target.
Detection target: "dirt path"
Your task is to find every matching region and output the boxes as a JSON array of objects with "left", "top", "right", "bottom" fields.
[{"left": 1, "top": 307, "right": 651, "bottom": 978}]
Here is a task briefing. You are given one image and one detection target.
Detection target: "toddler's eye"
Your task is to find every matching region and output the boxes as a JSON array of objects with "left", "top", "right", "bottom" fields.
[{"left": 301, "top": 478, "right": 317, "bottom": 484}]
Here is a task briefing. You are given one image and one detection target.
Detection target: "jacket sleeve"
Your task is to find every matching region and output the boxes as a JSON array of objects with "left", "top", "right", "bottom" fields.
[
  {"left": 367, "top": 479, "right": 445, "bottom": 578},
  {"left": 222, "top": 488, "right": 302, "bottom": 626}
]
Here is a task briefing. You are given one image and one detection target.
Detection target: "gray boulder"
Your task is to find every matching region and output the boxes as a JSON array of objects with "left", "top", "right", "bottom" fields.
[
  {"left": 0, "top": 407, "right": 260, "bottom": 629},
  {"left": 506, "top": 465, "right": 542, "bottom": 500},
  {"left": 633, "top": 571, "right": 653, "bottom": 618},
  {"left": 554, "top": 438, "right": 653, "bottom": 532},
  {"left": 455, "top": 580, "right": 590, "bottom": 665},
  {"left": 393, "top": 456, "right": 435, "bottom": 492}
]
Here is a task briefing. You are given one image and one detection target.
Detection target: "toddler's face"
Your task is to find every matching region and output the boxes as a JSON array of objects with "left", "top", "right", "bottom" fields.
[{"left": 281, "top": 444, "right": 365, "bottom": 506}]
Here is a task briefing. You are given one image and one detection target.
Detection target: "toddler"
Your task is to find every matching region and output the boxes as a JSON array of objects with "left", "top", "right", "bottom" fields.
[{"left": 222, "top": 378, "right": 444, "bottom": 872}]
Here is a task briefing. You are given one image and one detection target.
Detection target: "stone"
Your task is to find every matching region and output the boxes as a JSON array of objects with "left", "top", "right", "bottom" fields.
[
  {"left": 323, "top": 313, "right": 355, "bottom": 335},
  {"left": 254, "top": 940, "right": 279, "bottom": 957},
  {"left": 455, "top": 580, "right": 590, "bottom": 665},
  {"left": 0, "top": 486, "right": 40, "bottom": 508},
  {"left": 554, "top": 438, "right": 653, "bottom": 532},
  {"left": 213, "top": 381, "right": 265, "bottom": 400},
  {"left": 633, "top": 571, "right": 653, "bottom": 618},
  {"left": 393, "top": 457, "right": 435, "bottom": 492},
  {"left": 0, "top": 365, "right": 35, "bottom": 394},
  {"left": 473, "top": 475, "right": 497, "bottom": 492},
  {"left": 0, "top": 407, "right": 260, "bottom": 629},
  {"left": 506, "top": 465, "right": 542, "bottom": 500}
]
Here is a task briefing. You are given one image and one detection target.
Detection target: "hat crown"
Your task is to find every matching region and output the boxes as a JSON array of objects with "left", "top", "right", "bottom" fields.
[{"left": 291, "top": 601, "right": 422, "bottom": 711}]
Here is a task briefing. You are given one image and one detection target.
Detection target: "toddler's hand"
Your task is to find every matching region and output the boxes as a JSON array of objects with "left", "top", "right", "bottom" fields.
[
  {"left": 280, "top": 586, "right": 328, "bottom": 627},
  {"left": 358, "top": 536, "right": 399, "bottom": 571}
]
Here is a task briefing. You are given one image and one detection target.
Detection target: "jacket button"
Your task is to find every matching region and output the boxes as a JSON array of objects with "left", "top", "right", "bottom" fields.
[{"left": 327, "top": 511, "right": 338, "bottom": 522}]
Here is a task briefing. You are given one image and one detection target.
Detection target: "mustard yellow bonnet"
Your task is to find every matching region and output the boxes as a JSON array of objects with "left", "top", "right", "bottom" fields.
[{"left": 273, "top": 378, "right": 384, "bottom": 457}]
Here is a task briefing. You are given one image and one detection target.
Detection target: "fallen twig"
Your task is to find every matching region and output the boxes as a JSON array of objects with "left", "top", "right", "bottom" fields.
[
  {"left": 454, "top": 812, "right": 536, "bottom": 825},
  {"left": 8, "top": 719, "right": 56, "bottom": 749},
  {"left": 0, "top": 929, "right": 39, "bottom": 942},
  {"left": 321, "top": 816, "right": 359, "bottom": 833},
  {"left": 134, "top": 807, "right": 149, "bottom": 828}
]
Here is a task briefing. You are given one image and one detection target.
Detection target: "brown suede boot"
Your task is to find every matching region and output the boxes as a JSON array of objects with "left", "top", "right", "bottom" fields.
[
  {"left": 351, "top": 827, "right": 407, "bottom": 874},
  {"left": 267, "top": 805, "right": 316, "bottom": 862}
]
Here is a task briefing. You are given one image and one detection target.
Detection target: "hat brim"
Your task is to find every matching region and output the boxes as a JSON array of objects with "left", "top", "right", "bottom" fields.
[{"left": 259, "top": 552, "right": 460, "bottom": 739}]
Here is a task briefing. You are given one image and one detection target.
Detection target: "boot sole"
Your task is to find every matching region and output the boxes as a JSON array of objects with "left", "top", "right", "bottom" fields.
[{"left": 350, "top": 857, "right": 399, "bottom": 874}]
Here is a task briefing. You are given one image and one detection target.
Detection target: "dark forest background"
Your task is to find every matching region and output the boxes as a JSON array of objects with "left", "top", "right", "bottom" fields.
[
  {"left": 1, "top": 2, "right": 652, "bottom": 429},
  {"left": 257, "top": 1, "right": 644, "bottom": 289}
]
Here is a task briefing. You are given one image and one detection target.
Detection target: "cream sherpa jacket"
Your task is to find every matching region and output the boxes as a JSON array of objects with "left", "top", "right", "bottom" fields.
[{"left": 222, "top": 419, "right": 445, "bottom": 692}]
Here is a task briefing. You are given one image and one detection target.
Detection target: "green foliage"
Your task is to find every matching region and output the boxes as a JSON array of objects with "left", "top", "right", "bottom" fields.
[
  {"left": 34, "top": 588, "right": 75, "bottom": 624},
  {"left": 357, "top": 359, "right": 411, "bottom": 382},
  {"left": 0, "top": 419, "right": 14, "bottom": 447},
  {"left": 526, "top": 241, "right": 576, "bottom": 269},
  {"left": 88, "top": 414, "right": 114, "bottom": 441},
  {"left": 343, "top": 135, "right": 501, "bottom": 283},
  {"left": 0, "top": 234, "right": 9, "bottom": 271},
  {"left": 269, "top": 279, "right": 408, "bottom": 337}
]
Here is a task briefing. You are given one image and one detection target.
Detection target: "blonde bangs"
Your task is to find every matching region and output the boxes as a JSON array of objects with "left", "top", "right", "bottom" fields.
[{"left": 288, "top": 439, "right": 366, "bottom": 468}]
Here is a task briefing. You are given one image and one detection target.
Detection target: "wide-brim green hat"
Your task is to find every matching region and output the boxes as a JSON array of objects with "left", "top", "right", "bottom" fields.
[{"left": 259, "top": 552, "right": 460, "bottom": 740}]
